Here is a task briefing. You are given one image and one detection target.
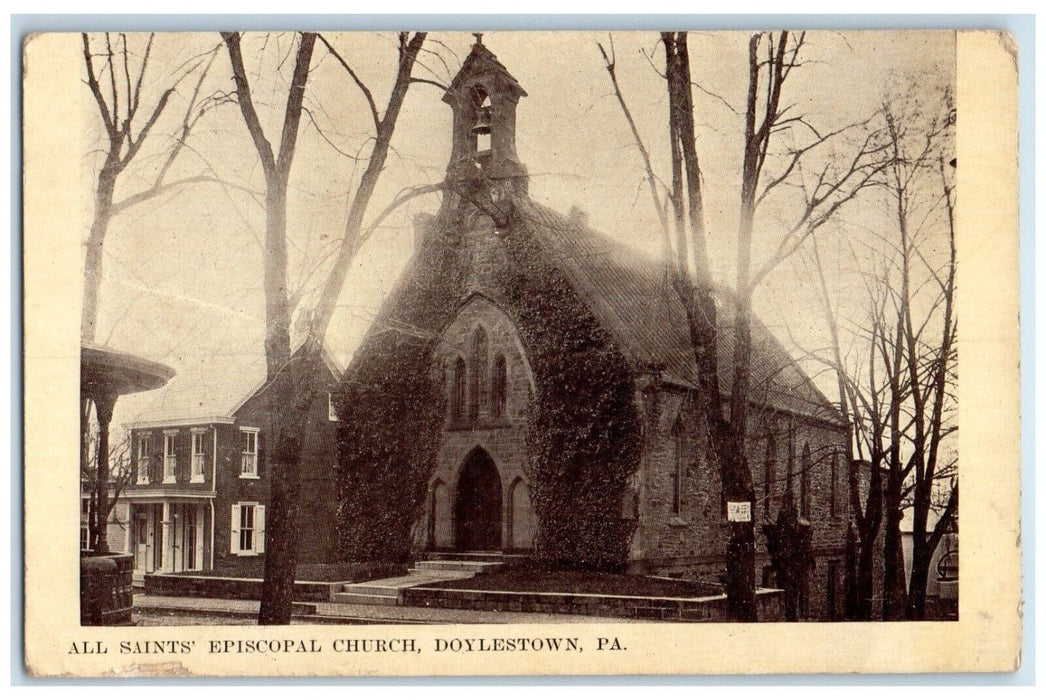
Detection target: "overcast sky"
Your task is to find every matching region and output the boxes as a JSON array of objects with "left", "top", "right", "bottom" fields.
[{"left": 85, "top": 30, "right": 955, "bottom": 427}]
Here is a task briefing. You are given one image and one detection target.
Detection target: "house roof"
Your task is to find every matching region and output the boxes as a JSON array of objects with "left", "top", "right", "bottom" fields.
[
  {"left": 121, "top": 341, "right": 344, "bottom": 429},
  {"left": 512, "top": 197, "right": 844, "bottom": 426}
]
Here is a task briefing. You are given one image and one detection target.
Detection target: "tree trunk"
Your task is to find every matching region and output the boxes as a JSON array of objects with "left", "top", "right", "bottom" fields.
[
  {"left": 721, "top": 428, "right": 758, "bottom": 621},
  {"left": 855, "top": 529, "right": 878, "bottom": 620},
  {"left": 662, "top": 31, "right": 757, "bottom": 621},
  {"left": 257, "top": 350, "right": 320, "bottom": 624},
  {"left": 262, "top": 177, "right": 292, "bottom": 378},
  {"left": 881, "top": 486, "right": 907, "bottom": 620},
  {"left": 906, "top": 543, "right": 930, "bottom": 620},
  {"left": 82, "top": 166, "right": 117, "bottom": 343}
]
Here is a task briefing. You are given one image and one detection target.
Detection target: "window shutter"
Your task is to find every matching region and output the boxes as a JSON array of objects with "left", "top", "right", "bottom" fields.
[
  {"left": 256, "top": 505, "right": 265, "bottom": 554},
  {"left": 256, "top": 432, "right": 263, "bottom": 477},
  {"left": 230, "top": 504, "right": 241, "bottom": 554}
]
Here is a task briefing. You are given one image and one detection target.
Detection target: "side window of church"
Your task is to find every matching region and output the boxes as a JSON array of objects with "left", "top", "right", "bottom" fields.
[
  {"left": 670, "top": 418, "right": 683, "bottom": 515},
  {"left": 763, "top": 432, "right": 776, "bottom": 519},
  {"left": 830, "top": 453, "right": 838, "bottom": 518},
  {"left": 491, "top": 354, "right": 507, "bottom": 418},
  {"left": 800, "top": 443, "right": 811, "bottom": 519},
  {"left": 451, "top": 357, "right": 467, "bottom": 422}
]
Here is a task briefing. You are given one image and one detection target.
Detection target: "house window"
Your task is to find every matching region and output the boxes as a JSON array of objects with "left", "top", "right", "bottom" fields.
[
  {"left": 231, "top": 502, "right": 265, "bottom": 555},
  {"left": 163, "top": 432, "right": 178, "bottom": 483},
  {"left": 450, "top": 357, "right": 467, "bottom": 422},
  {"left": 240, "top": 429, "right": 259, "bottom": 477},
  {"left": 800, "top": 443, "right": 811, "bottom": 519},
  {"left": 191, "top": 430, "right": 206, "bottom": 483},
  {"left": 468, "top": 327, "right": 488, "bottom": 422},
  {"left": 491, "top": 354, "right": 507, "bottom": 419},
  {"left": 137, "top": 434, "right": 151, "bottom": 484},
  {"left": 327, "top": 392, "right": 339, "bottom": 422},
  {"left": 80, "top": 498, "right": 90, "bottom": 551},
  {"left": 670, "top": 418, "right": 684, "bottom": 515}
]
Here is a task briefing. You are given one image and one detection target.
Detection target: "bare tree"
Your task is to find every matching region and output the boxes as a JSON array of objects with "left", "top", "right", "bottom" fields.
[
  {"left": 880, "top": 86, "right": 957, "bottom": 620},
  {"left": 600, "top": 31, "right": 888, "bottom": 620},
  {"left": 81, "top": 32, "right": 224, "bottom": 343},
  {"left": 805, "top": 81, "right": 956, "bottom": 620},
  {"left": 221, "top": 30, "right": 429, "bottom": 624},
  {"left": 80, "top": 32, "right": 226, "bottom": 557},
  {"left": 808, "top": 233, "right": 883, "bottom": 620}
]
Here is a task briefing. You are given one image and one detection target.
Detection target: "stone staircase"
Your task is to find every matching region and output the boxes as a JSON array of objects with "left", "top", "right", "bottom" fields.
[{"left": 331, "top": 552, "right": 509, "bottom": 607}]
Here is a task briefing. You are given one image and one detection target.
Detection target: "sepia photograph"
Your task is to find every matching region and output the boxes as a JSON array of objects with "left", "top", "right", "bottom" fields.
[{"left": 22, "top": 25, "right": 1020, "bottom": 676}]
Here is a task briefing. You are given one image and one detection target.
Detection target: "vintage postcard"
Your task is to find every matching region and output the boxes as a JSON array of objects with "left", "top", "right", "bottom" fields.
[{"left": 23, "top": 28, "right": 1020, "bottom": 676}]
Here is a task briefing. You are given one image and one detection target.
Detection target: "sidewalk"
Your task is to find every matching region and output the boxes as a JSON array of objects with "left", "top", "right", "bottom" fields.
[{"left": 134, "top": 594, "right": 636, "bottom": 625}]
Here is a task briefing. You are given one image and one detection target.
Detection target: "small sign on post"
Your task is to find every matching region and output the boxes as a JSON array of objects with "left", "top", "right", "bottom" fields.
[{"left": 727, "top": 501, "right": 752, "bottom": 522}]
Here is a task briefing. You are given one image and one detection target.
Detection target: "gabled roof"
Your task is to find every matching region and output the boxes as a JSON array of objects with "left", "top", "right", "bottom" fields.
[
  {"left": 512, "top": 197, "right": 844, "bottom": 426},
  {"left": 122, "top": 340, "right": 344, "bottom": 429},
  {"left": 444, "top": 40, "right": 527, "bottom": 104}
]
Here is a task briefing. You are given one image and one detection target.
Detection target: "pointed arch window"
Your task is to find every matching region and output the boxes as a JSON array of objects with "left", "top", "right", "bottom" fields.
[
  {"left": 451, "top": 357, "right": 467, "bottom": 422},
  {"left": 670, "top": 418, "right": 684, "bottom": 515},
  {"left": 763, "top": 431, "right": 777, "bottom": 519},
  {"left": 830, "top": 453, "right": 839, "bottom": 518},
  {"left": 491, "top": 354, "right": 507, "bottom": 419},
  {"left": 800, "top": 443, "right": 812, "bottom": 519},
  {"left": 469, "top": 327, "right": 488, "bottom": 422}
]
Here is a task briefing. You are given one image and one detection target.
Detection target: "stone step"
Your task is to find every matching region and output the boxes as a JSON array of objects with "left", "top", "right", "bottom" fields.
[
  {"left": 412, "top": 560, "right": 503, "bottom": 574},
  {"left": 331, "top": 591, "right": 399, "bottom": 606},
  {"left": 343, "top": 583, "right": 410, "bottom": 597},
  {"left": 421, "top": 551, "right": 507, "bottom": 561}
]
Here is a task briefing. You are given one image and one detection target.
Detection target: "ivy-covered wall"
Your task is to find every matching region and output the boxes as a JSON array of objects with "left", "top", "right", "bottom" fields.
[
  {"left": 332, "top": 225, "right": 465, "bottom": 562},
  {"left": 492, "top": 210, "right": 643, "bottom": 572},
  {"left": 334, "top": 204, "right": 643, "bottom": 571}
]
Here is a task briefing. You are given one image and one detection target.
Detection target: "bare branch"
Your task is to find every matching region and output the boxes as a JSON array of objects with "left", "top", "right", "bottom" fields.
[{"left": 317, "top": 33, "right": 380, "bottom": 131}]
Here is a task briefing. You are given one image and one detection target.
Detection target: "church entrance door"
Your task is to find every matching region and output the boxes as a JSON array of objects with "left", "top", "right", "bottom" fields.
[{"left": 455, "top": 449, "right": 502, "bottom": 551}]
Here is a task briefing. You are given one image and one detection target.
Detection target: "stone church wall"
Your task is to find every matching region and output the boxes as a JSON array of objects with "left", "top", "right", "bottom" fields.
[{"left": 632, "top": 383, "right": 850, "bottom": 620}]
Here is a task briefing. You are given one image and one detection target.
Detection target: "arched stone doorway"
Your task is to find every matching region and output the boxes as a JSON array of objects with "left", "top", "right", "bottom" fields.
[{"left": 455, "top": 448, "right": 503, "bottom": 551}]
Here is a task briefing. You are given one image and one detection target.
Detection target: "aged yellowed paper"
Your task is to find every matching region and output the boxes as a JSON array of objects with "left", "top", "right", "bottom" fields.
[{"left": 23, "top": 29, "right": 1020, "bottom": 676}]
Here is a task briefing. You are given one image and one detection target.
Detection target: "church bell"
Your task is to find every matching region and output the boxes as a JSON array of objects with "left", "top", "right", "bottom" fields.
[{"left": 472, "top": 105, "right": 492, "bottom": 135}]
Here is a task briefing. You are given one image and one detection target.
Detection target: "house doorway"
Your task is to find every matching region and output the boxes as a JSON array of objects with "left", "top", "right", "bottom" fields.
[{"left": 454, "top": 448, "right": 502, "bottom": 551}]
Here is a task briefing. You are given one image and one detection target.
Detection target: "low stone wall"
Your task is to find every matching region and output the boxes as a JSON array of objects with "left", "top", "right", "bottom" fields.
[
  {"left": 145, "top": 574, "right": 337, "bottom": 603},
  {"left": 401, "top": 586, "right": 784, "bottom": 622},
  {"left": 145, "top": 562, "right": 405, "bottom": 602}
]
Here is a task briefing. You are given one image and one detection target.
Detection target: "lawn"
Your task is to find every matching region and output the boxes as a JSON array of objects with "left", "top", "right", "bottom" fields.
[{"left": 436, "top": 568, "right": 723, "bottom": 598}]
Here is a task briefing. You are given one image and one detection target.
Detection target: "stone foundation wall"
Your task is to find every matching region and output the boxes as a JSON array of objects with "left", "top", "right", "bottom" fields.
[
  {"left": 401, "top": 586, "right": 784, "bottom": 622},
  {"left": 144, "top": 573, "right": 335, "bottom": 602}
]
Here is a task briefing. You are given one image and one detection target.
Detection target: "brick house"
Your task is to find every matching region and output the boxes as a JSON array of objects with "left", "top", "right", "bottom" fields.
[
  {"left": 336, "top": 39, "right": 852, "bottom": 620},
  {"left": 121, "top": 345, "right": 342, "bottom": 580}
]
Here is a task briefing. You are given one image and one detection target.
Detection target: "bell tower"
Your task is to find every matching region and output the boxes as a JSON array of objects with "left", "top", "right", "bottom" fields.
[{"left": 443, "top": 34, "right": 529, "bottom": 208}]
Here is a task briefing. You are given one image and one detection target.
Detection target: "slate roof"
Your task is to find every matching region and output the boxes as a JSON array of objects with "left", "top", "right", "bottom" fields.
[{"left": 513, "top": 197, "right": 844, "bottom": 426}]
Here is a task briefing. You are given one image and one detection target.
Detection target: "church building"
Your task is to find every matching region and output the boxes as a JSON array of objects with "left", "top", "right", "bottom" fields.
[{"left": 334, "top": 38, "right": 851, "bottom": 621}]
